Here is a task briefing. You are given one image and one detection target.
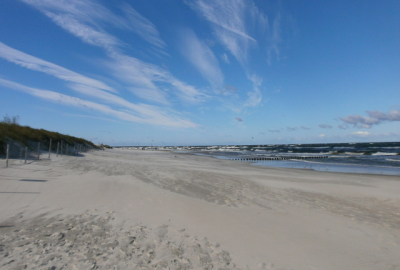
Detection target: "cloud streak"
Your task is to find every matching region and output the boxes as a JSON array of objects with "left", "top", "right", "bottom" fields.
[
  {"left": 0, "top": 42, "right": 201, "bottom": 127},
  {"left": 21, "top": 0, "right": 165, "bottom": 49},
  {"left": 0, "top": 42, "right": 116, "bottom": 93},
  {"left": 20, "top": 0, "right": 207, "bottom": 105},
  {"left": 179, "top": 28, "right": 224, "bottom": 88},
  {"left": 189, "top": 0, "right": 278, "bottom": 110},
  {"left": 0, "top": 78, "right": 198, "bottom": 128},
  {"left": 122, "top": 3, "right": 166, "bottom": 49},
  {"left": 108, "top": 54, "right": 208, "bottom": 104},
  {"left": 242, "top": 73, "right": 262, "bottom": 108},
  {"left": 190, "top": 0, "right": 254, "bottom": 66},
  {"left": 350, "top": 131, "right": 370, "bottom": 137}
]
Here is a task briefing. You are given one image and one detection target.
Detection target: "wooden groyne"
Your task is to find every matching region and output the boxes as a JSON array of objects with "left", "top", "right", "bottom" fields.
[{"left": 232, "top": 156, "right": 329, "bottom": 161}]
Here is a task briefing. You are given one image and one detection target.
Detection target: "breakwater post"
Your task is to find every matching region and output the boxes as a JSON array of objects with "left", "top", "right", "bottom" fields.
[
  {"left": 231, "top": 156, "right": 329, "bottom": 161},
  {"left": 56, "top": 142, "right": 59, "bottom": 157},
  {"left": 66, "top": 144, "right": 69, "bottom": 156},
  {"left": 25, "top": 146, "right": 27, "bottom": 164}
]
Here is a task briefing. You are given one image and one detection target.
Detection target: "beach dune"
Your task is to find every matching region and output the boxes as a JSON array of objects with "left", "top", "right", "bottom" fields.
[{"left": 1, "top": 149, "right": 400, "bottom": 269}]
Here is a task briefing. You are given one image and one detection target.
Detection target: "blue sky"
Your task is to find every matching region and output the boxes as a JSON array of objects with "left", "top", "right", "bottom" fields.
[{"left": 1, "top": 0, "right": 399, "bottom": 146}]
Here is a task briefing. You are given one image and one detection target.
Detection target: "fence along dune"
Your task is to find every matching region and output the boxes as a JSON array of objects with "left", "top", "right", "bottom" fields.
[{"left": 0, "top": 116, "right": 97, "bottom": 167}]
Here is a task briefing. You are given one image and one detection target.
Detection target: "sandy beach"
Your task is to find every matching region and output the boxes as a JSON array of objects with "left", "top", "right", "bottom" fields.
[{"left": 1, "top": 149, "right": 400, "bottom": 270}]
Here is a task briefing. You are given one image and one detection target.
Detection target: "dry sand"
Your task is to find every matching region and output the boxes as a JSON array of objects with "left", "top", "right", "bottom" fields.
[{"left": 1, "top": 149, "right": 400, "bottom": 270}]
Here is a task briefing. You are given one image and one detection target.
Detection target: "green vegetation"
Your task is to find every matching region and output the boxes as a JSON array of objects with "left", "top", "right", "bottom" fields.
[
  {"left": 1, "top": 115, "right": 98, "bottom": 156},
  {"left": 100, "top": 144, "right": 113, "bottom": 149}
]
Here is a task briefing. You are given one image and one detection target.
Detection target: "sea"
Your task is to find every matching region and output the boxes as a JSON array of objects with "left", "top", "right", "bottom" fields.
[{"left": 169, "top": 142, "right": 400, "bottom": 176}]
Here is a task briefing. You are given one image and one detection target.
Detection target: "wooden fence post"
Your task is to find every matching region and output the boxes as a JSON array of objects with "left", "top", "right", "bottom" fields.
[
  {"left": 6, "top": 144, "right": 9, "bottom": 168},
  {"left": 66, "top": 144, "right": 69, "bottom": 156},
  {"left": 48, "top": 139, "right": 52, "bottom": 159},
  {"left": 25, "top": 146, "right": 27, "bottom": 164},
  {"left": 56, "top": 142, "right": 59, "bottom": 157},
  {"left": 37, "top": 142, "right": 40, "bottom": 160}
]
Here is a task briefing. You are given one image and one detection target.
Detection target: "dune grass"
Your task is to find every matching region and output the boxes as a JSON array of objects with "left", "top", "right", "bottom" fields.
[{"left": 0, "top": 119, "right": 97, "bottom": 156}]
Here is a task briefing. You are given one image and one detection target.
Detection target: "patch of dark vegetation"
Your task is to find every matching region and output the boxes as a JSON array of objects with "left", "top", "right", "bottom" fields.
[{"left": 0, "top": 115, "right": 98, "bottom": 156}]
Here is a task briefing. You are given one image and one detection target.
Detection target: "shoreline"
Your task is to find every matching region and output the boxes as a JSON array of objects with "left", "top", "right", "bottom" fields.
[{"left": 1, "top": 149, "right": 400, "bottom": 269}]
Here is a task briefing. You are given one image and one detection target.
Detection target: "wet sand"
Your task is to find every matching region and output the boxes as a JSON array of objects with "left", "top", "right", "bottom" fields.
[{"left": 1, "top": 149, "right": 400, "bottom": 269}]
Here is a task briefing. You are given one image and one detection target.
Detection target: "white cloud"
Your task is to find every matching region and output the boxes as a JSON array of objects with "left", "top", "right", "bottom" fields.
[
  {"left": 0, "top": 78, "right": 198, "bottom": 128},
  {"left": 190, "top": 0, "right": 282, "bottom": 67},
  {"left": 318, "top": 134, "right": 326, "bottom": 138},
  {"left": 339, "top": 114, "right": 377, "bottom": 128},
  {"left": 179, "top": 28, "right": 224, "bottom": 88},
  {"left": 108, "top": 54, "right": 208, "bottom": 104},
  {"left": 167, "top": 78, "right": 209, "bottom": 103},
  {"left": 19, "top": 0, "right": 207, "bottom": 105},
  {"left": 243, "top": 86, "right": 262, "bottom": 107},
  {"left": 266, "top": 13, "right": 281, "bottom": 65},
  {"left": 221, "top": 53, "right": 230, "bottom": 64},
  {"left": 350, "top": 131, "right": 371, "bottom": 137},
  {"left": 121, "top": 3, "right": 166, "bottom": 48},
  {"left": 188, "top": 0, "right": 270, "bottom": 110},
  {"left": 0, "top": 43, "right": 201, "bottom": 124},
  {"left": 45, "top": 12, "right": 123, "bottom": 53},
  {"left": 193, "top": 0, "right": 256, "bottom": 41},
  {"left": 0, "top": 42, "right": 116, "bottom": 93},
  {"left": 339, "top": 110, "right": 400, "bottom": 128},
  {"left": 350, "top": 131, "right": 370, "bottom": 137},
  {"left": 190, "top": 0, "right": 255, "bottom": 66},
  {"left": 105, "top": 54, "right": 170, "bottom": 104},
  {"left": 242, "top": 73, "right": 262, "bottom": 108},
  {"left": 367, "top": 110, "right": 400, "bottom": 122},
  {"left": 21, "top": 0, "right": 165, "bottom": 49}
]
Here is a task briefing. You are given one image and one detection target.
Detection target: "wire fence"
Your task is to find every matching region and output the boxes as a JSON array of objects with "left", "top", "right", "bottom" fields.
[{"left": 1, "top": 139, "right": 96, "bottom": 168}]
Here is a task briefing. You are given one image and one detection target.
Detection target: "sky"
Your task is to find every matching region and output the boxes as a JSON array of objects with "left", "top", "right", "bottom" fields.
[{"left": 0, "top": 0, "right": 399, "bottom": 146}]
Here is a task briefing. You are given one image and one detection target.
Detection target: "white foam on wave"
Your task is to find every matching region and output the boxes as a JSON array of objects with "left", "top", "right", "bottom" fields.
[
  {"left": 372, "top": 152, "right": 398, "bottom": 156},
  {"left": 345, "top": 152, "right": 364, "bottom": 155}
]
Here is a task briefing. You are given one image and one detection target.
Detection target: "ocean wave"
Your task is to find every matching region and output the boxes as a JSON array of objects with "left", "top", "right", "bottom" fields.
[
  {"left": 370, "top": 146, "right": 400, "bottom": 149},
  {"left": 333, "top": 147, "right": 356, "bottom": 150},
  {"left": 344, "top": 152, "right": 365, "bottom": 155},
  {"left": 372, "top": 152, "right": 398, "bottom": 156},
  {"left": 284, "top": 159, "right": 400, "bottom": 169},
  {"left": 387, "top": 159, "right": 400, "bottom": 162}
]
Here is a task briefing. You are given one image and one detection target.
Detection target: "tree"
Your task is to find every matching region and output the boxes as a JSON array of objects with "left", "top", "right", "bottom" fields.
[{"left": 1, "top": 115, "right": 19, "bottom": 125}]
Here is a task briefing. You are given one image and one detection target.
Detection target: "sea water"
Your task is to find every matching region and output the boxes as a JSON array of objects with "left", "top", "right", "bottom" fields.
[{"left": 177, "top": 142, "right": 400, "bottom": 176}]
